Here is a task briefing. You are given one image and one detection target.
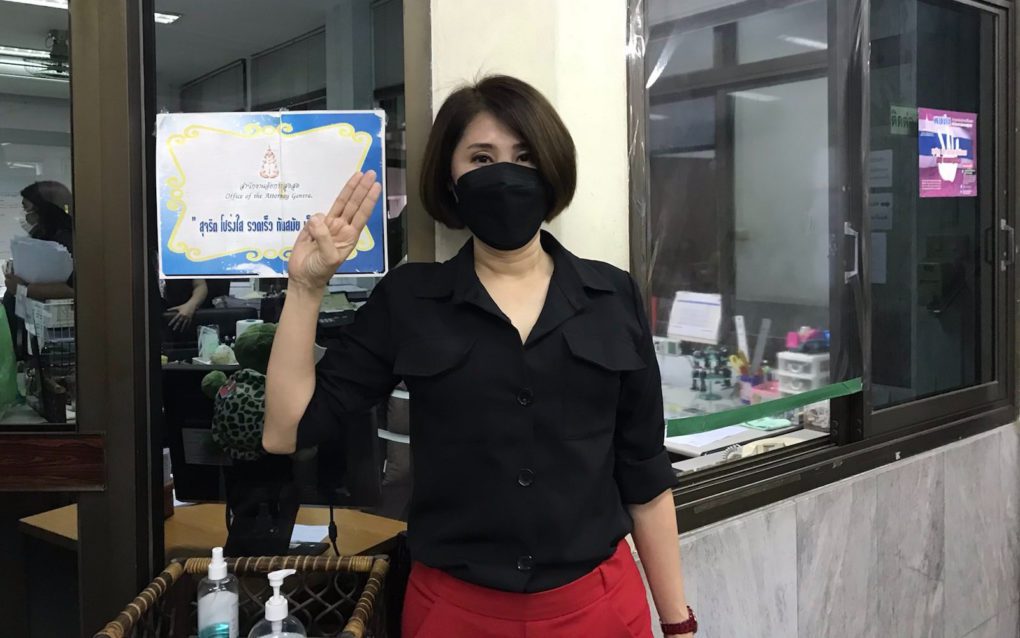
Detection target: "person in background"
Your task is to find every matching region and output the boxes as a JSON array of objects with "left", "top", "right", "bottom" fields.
[
  {"left": 4, "top": 181, "right": 75, "bottom": 300},
  {"left": 2, "top": 181, "right": 74, "bottom": 357},
  {"left": 162, "top": 278, "right": 231, "bottom": 331}
]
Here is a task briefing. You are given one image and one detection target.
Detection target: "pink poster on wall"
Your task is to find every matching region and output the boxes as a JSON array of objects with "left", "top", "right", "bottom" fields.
[{"left": 918, "top": 108, "right": 977, "bottom": 198}]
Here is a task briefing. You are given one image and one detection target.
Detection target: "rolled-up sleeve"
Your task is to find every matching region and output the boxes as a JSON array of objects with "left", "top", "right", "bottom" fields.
[
  {"left": 296, "top": 277, "right": 399, "bottom": 449},
  {"left": 613, "top": 276, "right": 679, "bottom": 504}
]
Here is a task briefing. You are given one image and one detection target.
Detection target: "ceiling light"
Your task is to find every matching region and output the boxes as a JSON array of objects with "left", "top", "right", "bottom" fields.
[
  {"left": 730, "top": 91, "right": 780, "bottom": 103},
  {"left": 2, "top": 0, "right": 65, "bottom": 7},
  {"left": 1, "top": 0, "right": 181, "bottom": 24},
  {"left": 0, "top": 45, "right": 49, "bottom": 59},
  {"left": 779, "top": 35, "right": 828, "bottom": 51},
  {"left": 0, "top": 71, "right": 67, "bottom": 82},
  {"left": 153, "top": 11, "right": 181, "bottom": 24}
]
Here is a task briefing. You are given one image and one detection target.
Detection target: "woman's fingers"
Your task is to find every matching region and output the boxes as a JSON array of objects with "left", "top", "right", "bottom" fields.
[
  {"left": 339, "top": 170, "right": 378, "bottom": 224},
  {"left": 307, "top": 214, "right": 342, "bottom": 265},
  {"left": 167, "top": 310, "right": 183, "bottom": 330},
  {"left": 326, "top": 171, "right": 362, "bottom": 220},
  {"left": 350, "top": 182, "right": 383, "bottom": 231}
]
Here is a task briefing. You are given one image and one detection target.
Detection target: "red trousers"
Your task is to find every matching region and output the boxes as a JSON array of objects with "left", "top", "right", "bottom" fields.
[{"left": 401, "top": 540, "right": 654, "bottom": 638}]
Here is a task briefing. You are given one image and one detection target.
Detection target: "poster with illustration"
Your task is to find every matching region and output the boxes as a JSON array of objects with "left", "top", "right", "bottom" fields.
[
  {"left": 918, "top": 108, "right": 977, "bottom": 198},
  {"left": 156, "top": 111, "right": 386, "bottom": 278}
]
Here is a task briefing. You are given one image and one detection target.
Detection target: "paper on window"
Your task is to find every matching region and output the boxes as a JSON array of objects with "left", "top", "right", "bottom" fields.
[{"left": 667, "top": 291, "right": 722, "bottom": 344}]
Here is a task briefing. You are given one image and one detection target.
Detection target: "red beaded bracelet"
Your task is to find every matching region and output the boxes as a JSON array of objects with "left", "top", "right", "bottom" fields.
[{"left": 660, "top": 606, "right": 698, "bottom": 635}]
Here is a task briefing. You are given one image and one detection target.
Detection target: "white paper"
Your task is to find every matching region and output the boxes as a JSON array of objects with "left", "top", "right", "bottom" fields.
[
  {"left": 155, "top": 111, "right": 387, "bottom": 279},
  {"left": 171, "top": 490, "right": 195, "bottom": 508},
  {"left": 14, "top": 284, "right": 27, "bottom": 320},
  {"left": 666, "top": 425, "right": 749, "bottom": 449},
  {"left": 291, "top": 524, "right": 329, "bottom": 544},
  {"left": 869, "top": 149, "right": 893, "bottom": 188},
  {"left": 869, "top": 192, "right": 893, "bottom": 231},
  {"left": 667, "top": 292, "right": 722, "bottom": 344},
  {"left": 871, "top": 232, "right": 888, "bottom": 285},
  {"left": 10, "top": 237, "right": 73, "bottom": 284}
]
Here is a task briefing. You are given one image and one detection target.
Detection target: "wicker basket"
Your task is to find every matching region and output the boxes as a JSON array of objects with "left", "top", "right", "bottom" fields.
[{"left": 93, "top": 554, "right": 389, "bottom": 638}]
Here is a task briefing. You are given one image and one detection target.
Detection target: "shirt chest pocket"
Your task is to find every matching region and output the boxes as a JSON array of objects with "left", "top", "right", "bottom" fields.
[
  {"left": 558, "top": 329, "right": 646, "bottom": 439},
  {"left": 394, "top": 336, "right": 475, "bottom": 381},
  {"left": 393, "top": 337, "right": 478, "bottom": 437}
]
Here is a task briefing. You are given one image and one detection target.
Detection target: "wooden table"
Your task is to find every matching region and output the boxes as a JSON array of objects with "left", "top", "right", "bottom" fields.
[{"left": 20, "top": 503, "right": 407, "bottom": 560}]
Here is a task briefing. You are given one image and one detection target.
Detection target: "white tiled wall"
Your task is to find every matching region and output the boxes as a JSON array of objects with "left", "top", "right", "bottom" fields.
[{"left": 638, "top": 423, "right": 1020, "bottom": 638}]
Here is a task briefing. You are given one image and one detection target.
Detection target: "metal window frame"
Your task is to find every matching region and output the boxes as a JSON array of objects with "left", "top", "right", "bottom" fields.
[{"left": 628, "top": 0, "right": 1017, "bottom": 531}]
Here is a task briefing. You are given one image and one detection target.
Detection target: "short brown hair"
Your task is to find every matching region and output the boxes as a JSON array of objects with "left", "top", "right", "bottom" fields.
[{"left": 419, "top": 75, "right": 577, "bottom": 228}]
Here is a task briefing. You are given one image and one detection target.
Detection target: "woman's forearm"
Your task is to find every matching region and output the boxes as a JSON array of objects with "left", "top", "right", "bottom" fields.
[
  {"left": 630, "top": 489, "right": 691, "bottom": 634},
  {"left": 188, "top": 279, "right": 209, "bottom": 308},
  {"left": 263, "top": 284, "right": 323, "bottom": 454}
]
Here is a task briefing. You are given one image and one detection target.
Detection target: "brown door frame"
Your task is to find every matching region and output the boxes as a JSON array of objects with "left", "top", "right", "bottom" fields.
[
  {"left": 0, "top": 0, "right": 160, "bottom": 633},
  {"left": 71, "top": 0, "right": 162, "bottom": 634}
]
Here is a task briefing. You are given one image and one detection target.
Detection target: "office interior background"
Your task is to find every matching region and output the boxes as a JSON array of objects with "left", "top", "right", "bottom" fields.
[{"left": 0, "top": 1, "right": 1018, "bottom": 637}]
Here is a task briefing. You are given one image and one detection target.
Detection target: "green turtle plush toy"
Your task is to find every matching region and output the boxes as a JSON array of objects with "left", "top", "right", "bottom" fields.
[{"left": 202, "top": 323, "right": 277, "bottom": 462}]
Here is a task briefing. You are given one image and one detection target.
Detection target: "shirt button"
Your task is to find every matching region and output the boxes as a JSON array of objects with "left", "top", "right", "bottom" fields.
[
  {"left": 517, "top": 469, "right": 535, "bottom": 487},
  {"left": 517, "top": 555, "right": 533, "bottom": 571},
  {"left": 517, "top": 388, "right": 534, "bottom": 407}
]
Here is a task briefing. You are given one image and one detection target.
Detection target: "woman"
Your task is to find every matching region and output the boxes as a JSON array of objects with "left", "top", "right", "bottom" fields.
[
  {"left": 3, "top": 181, "right": 75, "bottom": 301},
  {"left": 264, "top": 76, "right": 697, "bottom": 638},
  {"left": 3, "top": 182, "right": 74, "bottom": 354}
]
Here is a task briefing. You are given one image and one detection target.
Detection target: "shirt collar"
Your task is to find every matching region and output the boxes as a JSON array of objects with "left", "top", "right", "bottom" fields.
[{"left": 414, "top": 231, "right": 615, "bottom": 306}]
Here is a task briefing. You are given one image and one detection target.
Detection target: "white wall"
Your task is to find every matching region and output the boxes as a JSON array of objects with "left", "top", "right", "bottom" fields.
[{"left": 427, "top": 0, "right": 631, "bottom": 269}]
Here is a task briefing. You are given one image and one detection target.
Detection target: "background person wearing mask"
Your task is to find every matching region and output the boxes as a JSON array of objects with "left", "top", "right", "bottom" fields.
[{"left": 2, "top": 181, "right": 74, "bottom": 354}]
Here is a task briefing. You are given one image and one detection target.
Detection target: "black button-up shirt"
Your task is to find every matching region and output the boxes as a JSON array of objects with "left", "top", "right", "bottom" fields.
[{"left": 298, "top": 231, "right": 677, "bottom": 592}]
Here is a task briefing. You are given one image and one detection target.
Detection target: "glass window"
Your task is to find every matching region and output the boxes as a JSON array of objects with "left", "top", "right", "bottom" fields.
[
  {"left": 644, "top": 0, "right": 848, "bottom": 473},
  {"left": 0, "top": 2, "right": 76, "bottom": 426},
  {"left": 153, "top": 0, "right": 407, "bottom": 514},
  {"left": 869, "top": 0, "right": 998, "bottom": 411},
  {"left": 649, "top": 97, "right": 716, "bottom": 154},
  {"left": 737, "top": 0, "right": 828, "bottom": 64},
  {"left": 646, "top": 25, "right": 715, "bottom": 85},
  {"left": 252, "top": 30, "right": 327, "bottom": 110}
]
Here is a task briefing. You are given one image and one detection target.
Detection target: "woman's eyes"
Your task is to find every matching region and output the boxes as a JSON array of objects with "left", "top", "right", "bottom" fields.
[{"left": 470, "top": 152, "right": 533, "bottom": 164}]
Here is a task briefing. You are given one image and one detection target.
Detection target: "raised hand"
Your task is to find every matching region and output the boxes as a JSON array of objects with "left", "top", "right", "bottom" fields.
[{"left": 287, "top": 170, "right": 381, "bottom": 291}]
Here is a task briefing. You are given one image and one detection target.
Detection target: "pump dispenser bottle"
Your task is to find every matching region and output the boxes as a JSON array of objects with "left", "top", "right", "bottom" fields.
[
  {"left": 197, "top": 547, "right": 239, "bottom": 638},
  {"left": 247, "top": 569, "right": 306, "bottom": 638}
]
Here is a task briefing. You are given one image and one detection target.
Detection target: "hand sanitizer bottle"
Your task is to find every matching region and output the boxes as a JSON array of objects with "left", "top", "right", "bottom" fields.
[
  {"left": 247, "top": 569, "right": 307, "bottom": 638},
  {"left": 197, "top": 547, "right": 239, "bottom": 638}
]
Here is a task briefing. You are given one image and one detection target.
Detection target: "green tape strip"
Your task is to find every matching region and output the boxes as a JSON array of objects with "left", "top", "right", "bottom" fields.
[{"left": 665, "top": 378, "right": 863, "bottom": 437}]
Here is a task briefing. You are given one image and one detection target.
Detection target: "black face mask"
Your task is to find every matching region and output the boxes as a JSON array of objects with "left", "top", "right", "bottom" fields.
[{"left": 452, "top": 162, "right": 551, "bottom": 251}]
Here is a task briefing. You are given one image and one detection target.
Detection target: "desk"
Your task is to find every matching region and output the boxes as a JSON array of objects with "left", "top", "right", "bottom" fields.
[{"left": 20, "top": 503, "right": 406, "bottom": 560}]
